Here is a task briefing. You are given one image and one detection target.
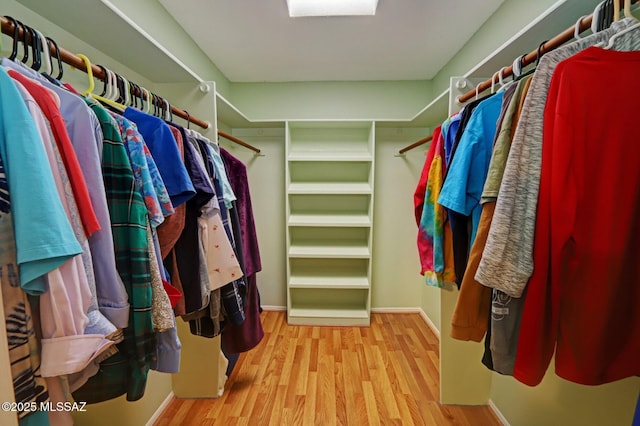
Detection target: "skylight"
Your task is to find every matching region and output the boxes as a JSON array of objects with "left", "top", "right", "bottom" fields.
[{"left": 286, "top": 0, "right": 379, "bottom": 17}]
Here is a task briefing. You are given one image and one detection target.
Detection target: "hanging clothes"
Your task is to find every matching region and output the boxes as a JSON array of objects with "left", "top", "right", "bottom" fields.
[
  {"left": 513, "top": 45, "right": 640, "bottom": 387},
  {"left": 220, "top": 148, "right": 264, "bottom": 354},
  {"left": 72, "top": 101, "right": 155, "bottom": 403}
]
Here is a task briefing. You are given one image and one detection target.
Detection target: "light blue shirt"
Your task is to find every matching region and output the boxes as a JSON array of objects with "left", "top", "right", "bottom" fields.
[{"left": 438, "top": 92, "right": 504, "bottom": 245}]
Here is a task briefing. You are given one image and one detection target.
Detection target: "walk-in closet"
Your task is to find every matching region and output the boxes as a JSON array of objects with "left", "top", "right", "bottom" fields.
[{"left": 0, "top": 0, "right": 639, "bottom": 425}]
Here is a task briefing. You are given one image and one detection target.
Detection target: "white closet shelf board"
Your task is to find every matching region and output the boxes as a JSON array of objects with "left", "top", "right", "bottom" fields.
[
  {"left": 288, "top": 183, "right": 372, "bottom": 195},
  {"left": 288, "top": 308, "right": 370, "bottom": 326},
  {"left": 287, "top": 152, "right": 373, "bottom": 161},
  {"left": 288, "top": 245, "right": 370, "bottom": 258},
  {"left": 288, "top": 214, "right": 371, "bottom": 227},
  {"left": 16, "top": 0, "right": 200, "bottom": 83},
  {"left": 289, "top": 276, "right": 370, "bottom": 289}
]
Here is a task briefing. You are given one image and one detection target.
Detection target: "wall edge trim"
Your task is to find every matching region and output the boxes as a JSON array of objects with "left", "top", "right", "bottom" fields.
[
  {"left": 488, "top": 399, "right": 511, "bottom": 426},
  {"left": 261, "top": 305, "right": 287, "bottom": 311},
  {"left": 145, "top": 391, "right": 175, "bottom": 426},
  {"left": 418, "top": 308, "right": 441, "bottom": 341}
]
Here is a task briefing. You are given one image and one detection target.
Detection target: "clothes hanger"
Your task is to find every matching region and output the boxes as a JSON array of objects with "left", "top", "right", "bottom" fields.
[
  {"left": 604, "top": 16, "right": 640, "bottom": 48},
  {"left": 574, "top": 15, "right": 588, "bottom": 40},
  {"left": 6, "top": 17, "right": 20, "bottom": 61},
  {"left": 31, "top": 27, "right": 43, "bottom": 71},
  {"left": 614, "top": 0, "right": 621, "bottom": 21},
  {"left": 46, "top": 36, "right": 64, "bottom": 80},
  {"left": 78, "top": 54, "right": 126, "bottom": 110},
  {"left": 96, "top": 64, "right": 109, "bottom": 96},
  {"left": 34, "top": 29, "right": 52, "bottom": 75},
  {"left": 474, "top": 81, "right": 482, "bottom": 100},
  {"left": 624, "top": 0, "right": 636, "bottom": 18},
  {"left": 142, "top": 87, "right": 152, "bottom": 114},
  {"left": 184, "top": 110, "right": 191, "bottom": 129}
]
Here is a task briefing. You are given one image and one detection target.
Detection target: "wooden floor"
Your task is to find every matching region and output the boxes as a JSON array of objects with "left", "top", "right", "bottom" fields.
[{"left": 155, "top": 311, "right": 501, "bottom": 425}]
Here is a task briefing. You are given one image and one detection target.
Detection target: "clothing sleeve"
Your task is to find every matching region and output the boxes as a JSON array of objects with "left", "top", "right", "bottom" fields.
[
  {"left": 438, "top": 126, "right": 485, "bottom": 216},
  {"left": 0, "top": 69, "right": 81, "bottom": 293},
  {"left": 414, "top": 128, "right": 439, "bottom": 226}
]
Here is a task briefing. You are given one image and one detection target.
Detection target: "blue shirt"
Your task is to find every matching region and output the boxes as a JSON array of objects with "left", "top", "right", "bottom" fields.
[
  {"left": 123, "top": 108, "right": 195, "bottom": 207},
  {"left": 0, "top": 68, "right": 81, "bottom": 293},
  {"left": 444, "top": 113, "right": 461, "bottom": 167},
  {"left": 438, "top": 92, "right": 504, "bottom": 245}
]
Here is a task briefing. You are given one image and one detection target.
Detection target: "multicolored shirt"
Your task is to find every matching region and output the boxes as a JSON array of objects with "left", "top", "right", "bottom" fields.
[
  {"left": 419, "top": 127, "right": 456, "bottom": 287},
  {"left": 111, "top": 114, "right": 174, "bottom": 228},
  {"left": 73, "top": 101, "right": 155, "bottom": 403}
]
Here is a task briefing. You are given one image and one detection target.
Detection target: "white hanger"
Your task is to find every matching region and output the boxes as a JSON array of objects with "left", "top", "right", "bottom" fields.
[
  {"left": 512, "top": 55, "right": 523, "bottom": 79},
  {"left": 604, "top": 20, "right": 640, "bottom": 48},
  {"left": 592, "top": 1, "right": 605, "bottom": 33},
  {"left": 475, "top": 81, "right": 482, "bottom": 100},
  {"left": 143, "top": 87, "right": 152, "bottom": 114},
  {"left": 574, "top": 15, "right": 588, "bottom": 40},
  {"left": 34, "top": 29, "right": 52, "bottom": 75},
  {"left": 121, "top": 75, "right": 131, "bottom": 106}
]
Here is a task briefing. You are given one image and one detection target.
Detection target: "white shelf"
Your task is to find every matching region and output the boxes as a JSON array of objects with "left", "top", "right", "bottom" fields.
[
  {"left": 288, "top": 152, "right": 372, "bottom": 162},
  {"left": 289, "top": 308, "right": 369, "bottom": 319},
  {"left": 289, "top": 276, "right": 369, "bottom": 289},
  {"left": 288, "top": 183, "right": 372, "bottom": 195},
  {"left": 288, "top": 246, "right": 370, "bottom": 259},
  {"left": 288, "top": 214, "right": 371, "bottom": 227}
]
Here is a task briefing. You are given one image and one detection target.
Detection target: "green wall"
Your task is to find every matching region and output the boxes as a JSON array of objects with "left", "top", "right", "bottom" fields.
[{"left": 229, "top": 80, "right": 432, "bottom": 121}]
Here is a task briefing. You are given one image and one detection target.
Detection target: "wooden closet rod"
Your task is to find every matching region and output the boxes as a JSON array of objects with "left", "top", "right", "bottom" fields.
[
  {"left": 458, "top": 0, "right": 638, "bottom": 103},
  {"left": 458, "top": 14, "right": 592, "bottom": 103},
  {"left": 217, "top": 130, "right": 261, "bottom": 154},
  {"left": 397, "top": 134, "right": 434, "bottom": 155},
  {"left": 0, "top": 16, "right": 215, "bottom": 130}
]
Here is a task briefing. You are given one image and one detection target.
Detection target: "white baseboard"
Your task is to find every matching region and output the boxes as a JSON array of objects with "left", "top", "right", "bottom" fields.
[
  {"left": 262, "top": 306, "right": 442, "bottom": 341},
  {"left": 488, "top": 399, "right": 510, "bottom": 426},
  {"left": 371, "top": 307, "right": 422, "bottom": 313},
  {"left": 418, "top": 308, "right": 441, "bottom": 340},
  {"left": 261, "top": 305, "right": 286, "bottom": 311},
  {"left": 145, "top": 391, "right": 174, "bottom": 426}
]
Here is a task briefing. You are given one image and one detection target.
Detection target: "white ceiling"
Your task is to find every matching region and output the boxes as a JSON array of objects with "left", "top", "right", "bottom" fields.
[{"left": 158, "top": 0, "right": 505, "bottom": 83}]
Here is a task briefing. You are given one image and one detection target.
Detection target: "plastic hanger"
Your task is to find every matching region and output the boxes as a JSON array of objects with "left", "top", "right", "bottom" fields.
[
  {"left": 35, "top": 29, "right": 52, "bottom": 75},
  {"left": 77, "top": 54, "right": 126, "bottom": 110},
  {"left": 474, "top": 81, "right": 482, "bottom": 100},
  {"left": 142, "top": 87, "right": 152, "bottom": 114},
  {"left": 28, "top": 27, "right": 43, "bottom": 71},
  {"left": 614, "top": 0, "right": 621, "bottom": 21},
  {"left": 604, "top": 19, "right": 640, "bottom": 48},
  {"left": 6, "top": 17, "right": 20, "bottom": 61},
  {"left": 165, "top": 99, "right": 173, "bottom": 122},
  {"left": 592, "top": 0, "right": 605, "bottom": 33},
  {"left": 46, "top": 37, "right": 64, "bottom": 80},
  {"left": 184, "top": 110, "right": 191, "bottom": 129},
  {"left": 574, "top": 15, "right": 588, "bottom": 39}
]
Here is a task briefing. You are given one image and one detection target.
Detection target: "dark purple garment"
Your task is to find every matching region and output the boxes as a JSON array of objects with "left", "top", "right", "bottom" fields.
[
  {"left": 220, "top": 148, "right": 264, "bottom": 353},
  {"left": 220, "top": 149, "right": 262, "bottom": 276}
]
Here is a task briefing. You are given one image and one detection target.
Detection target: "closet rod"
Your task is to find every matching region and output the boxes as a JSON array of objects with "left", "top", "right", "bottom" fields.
[
  {"left": 457, "top": 13, "right": 595, "bottom": 103},
  {"left": 458, "top": 0, "right": 639, "bottom": 103},
  {"left": 397, "top": 134, "right": 434, "bottom": 155},
  {"left": 0, "top": 16, "right": 214, "bottom": 129},
  {"left": 218, "top": 130, "right": 261, "bottom": 154}
]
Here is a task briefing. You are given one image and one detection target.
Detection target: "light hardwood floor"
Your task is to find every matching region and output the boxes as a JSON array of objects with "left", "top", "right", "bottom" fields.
[{"left": 155, "top": 310, "right": 501, "bottom": 425}]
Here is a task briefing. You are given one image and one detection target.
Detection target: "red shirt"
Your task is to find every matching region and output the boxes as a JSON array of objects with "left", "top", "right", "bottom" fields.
[
  {"left": 8, "top": 70, "right": 100, "bottom": 237},
  {"left": 514, "top": 47, "right": 640, "bottom": 386}
]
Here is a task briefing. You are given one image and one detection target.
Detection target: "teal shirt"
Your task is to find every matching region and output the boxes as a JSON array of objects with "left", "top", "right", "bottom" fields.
[{"left": 0, "top": 68, "right": 81, "bottom": 293}]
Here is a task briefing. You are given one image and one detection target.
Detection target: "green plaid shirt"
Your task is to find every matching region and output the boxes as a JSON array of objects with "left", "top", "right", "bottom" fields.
[{"left": 73, "top": 101, "right": 156, "bottom": 403}]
